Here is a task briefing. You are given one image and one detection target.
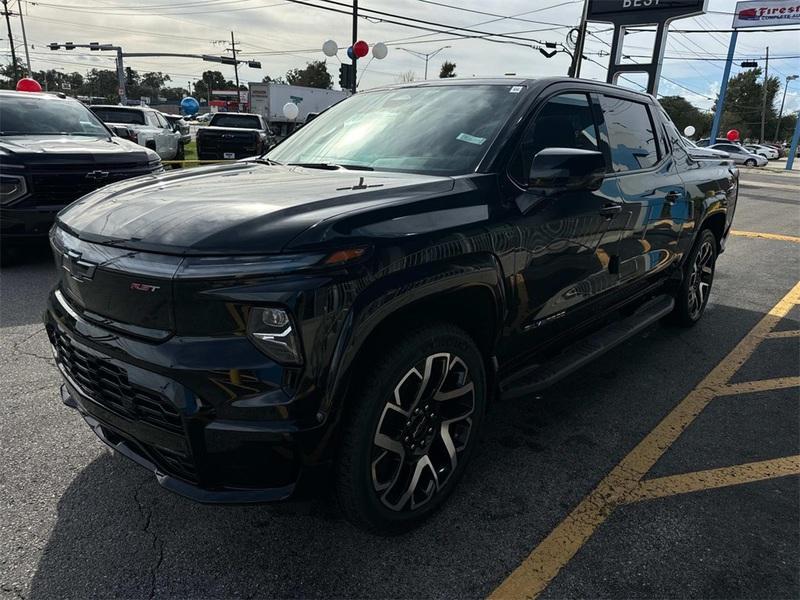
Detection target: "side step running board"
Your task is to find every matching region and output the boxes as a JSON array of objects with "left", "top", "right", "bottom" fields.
[{"left": 500, "top": 294, "right": 675, "bottom": 400}]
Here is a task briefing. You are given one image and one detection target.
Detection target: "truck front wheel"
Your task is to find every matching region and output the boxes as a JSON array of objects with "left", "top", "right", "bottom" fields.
[{"left": 336, "top": 323, "right": 487, "bottom": 534}]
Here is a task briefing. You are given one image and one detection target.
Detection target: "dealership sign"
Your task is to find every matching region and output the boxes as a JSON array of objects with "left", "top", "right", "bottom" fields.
[
  {"left": 587, "top": 0, "right": 707, "bottom": 24},
  {"left": 732, "top": 1, "right": 800, "bottom": 28}
]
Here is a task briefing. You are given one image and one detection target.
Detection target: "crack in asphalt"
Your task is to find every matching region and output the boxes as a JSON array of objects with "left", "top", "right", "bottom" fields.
[
  {"left": 5, "top": 328, "right": 54, "bottom": 365},
  {"left": 133, "top": 478, "right": 164, "bottom": 600}
]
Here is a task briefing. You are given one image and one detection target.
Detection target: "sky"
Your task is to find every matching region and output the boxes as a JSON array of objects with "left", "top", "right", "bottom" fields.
[{"left": 2, "top": 0, "right": 799, "bottom": 113}]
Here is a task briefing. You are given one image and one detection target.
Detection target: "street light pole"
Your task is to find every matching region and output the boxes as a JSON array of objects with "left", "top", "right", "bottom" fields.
[
  {"left": 759, "top": 46, "right": 769, "bottom": 143},
  {"left": 395, "top": 46, "right": 451, "bottom": 80},
  {"left": 774, "top": 74, "right": 799, "bottom": 141}
]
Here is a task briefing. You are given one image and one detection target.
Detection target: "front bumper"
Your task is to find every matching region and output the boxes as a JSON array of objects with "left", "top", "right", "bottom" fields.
[
  {"left": 1, "top": 206, "right": 60, "bottom": 239},
  {"left": 44, "top": 294, "right": 333, "bottom": 504}
]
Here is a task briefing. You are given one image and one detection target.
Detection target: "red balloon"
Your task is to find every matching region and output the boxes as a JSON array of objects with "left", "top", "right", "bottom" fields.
[
  {"left": 16, "top": 78, "right": 42, "bottom": 92},
  {"left": 726, "top": 129, "right": 740, "bottom": 142},
  {"left": 353, "top": 40, "right": 369, "bottom": 59}
]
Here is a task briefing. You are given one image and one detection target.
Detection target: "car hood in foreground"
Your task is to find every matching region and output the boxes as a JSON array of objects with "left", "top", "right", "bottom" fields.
[{"left": 57, "top": 162, "right": 457, "bottom": 255}]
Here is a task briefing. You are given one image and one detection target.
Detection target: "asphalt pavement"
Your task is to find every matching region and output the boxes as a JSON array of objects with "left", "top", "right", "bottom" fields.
[{"left": 1, "top": 168, "right": 798, "bottom": 600}]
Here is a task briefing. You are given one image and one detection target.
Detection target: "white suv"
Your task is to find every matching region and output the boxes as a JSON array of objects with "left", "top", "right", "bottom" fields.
[{"left": 91, "top": 105, "right": 182, "bottom": 161}]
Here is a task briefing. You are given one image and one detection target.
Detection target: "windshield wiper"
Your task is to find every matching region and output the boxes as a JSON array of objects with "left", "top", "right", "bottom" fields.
[
  {"left": 287, "top": 162, "right": 374, "bottom": 171},
  {"left": 252, "top": 157, "right": 282, "bottom": 166}
]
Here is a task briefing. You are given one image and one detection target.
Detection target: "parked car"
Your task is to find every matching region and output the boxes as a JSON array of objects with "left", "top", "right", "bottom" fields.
[
  {"left": 195, "top": 112, "right": 273, "bottom": 160},
  {"left": 196, "top": 112, "right": 213, "bottom": 124},
  {"left": 695, "top": 137, "right": 731, "bottom": 147},
  {"left": 45, "top": 78, "right": 738, "bottom": 533},
  {"left": 0, "top": 90, "right": 162, "bottom": 263},
  {"left": 760, "top": 142, "right": 785, "bottom": 158},
  {"left": 709, "top": 143, "right": 768, "bottom": 166},
  {"left": 90, "top": 105, "right": 183, "bottom": 161},
  {"left": 743, "top": 144, "right": 778, "bottom": 160},
  {"left": 162, "top": 113, "right": 191, "bottom": 146}
]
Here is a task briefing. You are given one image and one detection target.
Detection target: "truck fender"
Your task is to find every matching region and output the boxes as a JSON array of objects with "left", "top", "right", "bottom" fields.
[{"left": 319, "top": 253, "right": 507, "bottom": 421}]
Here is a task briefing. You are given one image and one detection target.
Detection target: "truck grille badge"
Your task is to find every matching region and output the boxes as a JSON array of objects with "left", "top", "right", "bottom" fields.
[{"left": 130, "top": 282, "right": 160, "bottom": 292}]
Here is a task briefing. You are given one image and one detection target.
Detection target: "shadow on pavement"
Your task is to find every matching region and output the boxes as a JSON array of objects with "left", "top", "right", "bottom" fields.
[
  {"left": 26, "top": 303, "right": 797, "bottom": 599},
  {"left": 1, "top": 242, "right": 56, "bottom": 329}
]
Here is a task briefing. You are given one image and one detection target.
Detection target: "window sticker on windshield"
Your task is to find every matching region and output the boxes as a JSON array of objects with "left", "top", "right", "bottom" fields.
[
  {"left": 510, "top": 86, "right": 523, "bottom": 93},
  {"left": 457, "top": 132, "right": 486, "bottom": 145}
]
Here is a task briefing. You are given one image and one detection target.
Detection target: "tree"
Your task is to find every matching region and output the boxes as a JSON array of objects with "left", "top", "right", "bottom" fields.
[
  {"left": 717, "top": 67, "right": 781, "bottom": 141},
  {"left": 285, "top": 60, "right": 332, "bottom": 89},
  {"left": 81, "top": 69, "right": 121, "bottom": 102},
  {"left": 439, "top": 61, "right": 457, "bottom": 78},
  {"left": 397, "top": 70, "right": 416, "bottom": 83},
  {"left": 658, "top": 96, "right": 712, "bottom": 138},
  {"left": 262, "top": 74, "right": 287, "bottom": 85},
  {"left": 194, "top": 70, "right": 233, "bottom": 98}
]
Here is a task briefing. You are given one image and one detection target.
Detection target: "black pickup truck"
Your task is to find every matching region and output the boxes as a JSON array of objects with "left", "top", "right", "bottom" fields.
[
  {"left": 45, "top": 78, "right": 737, "bottom": 533},
  {"left": 195, "top": 112, "right": 273, "bottom": 160},
  {"left": 0, "top": 91, "right": 162, "bottom": 263}
]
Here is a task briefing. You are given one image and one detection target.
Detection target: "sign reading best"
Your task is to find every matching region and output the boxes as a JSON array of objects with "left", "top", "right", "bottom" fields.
[{"left": 733, "top": 1, "right": 800, "bottom": 28}]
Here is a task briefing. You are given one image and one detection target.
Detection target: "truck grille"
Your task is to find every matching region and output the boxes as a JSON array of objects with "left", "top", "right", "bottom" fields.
[
  {"left": 28, "top": 162, "right": 152, "bottom": 207},
  {"left": 50, "top": 327, "right": 184, "bottom": 435}
]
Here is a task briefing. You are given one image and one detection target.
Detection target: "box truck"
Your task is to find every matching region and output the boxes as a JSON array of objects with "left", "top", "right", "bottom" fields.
[{"left": 248, "top": 82, "right": 349, "bottom": 138}]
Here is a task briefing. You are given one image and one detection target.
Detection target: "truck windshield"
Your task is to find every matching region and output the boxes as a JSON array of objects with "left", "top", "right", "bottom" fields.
[
  {"left": 91, "top": 107, "right": 146, "bottom": 126},
  {"left": 267, "top": 84, "right": 525, "bottom": 175},
  {"left": 0, "top": 96, "right": 109, "bottom": 136},
  {"left": 210, "top": 114, "right": 262, "bottom": 129}
]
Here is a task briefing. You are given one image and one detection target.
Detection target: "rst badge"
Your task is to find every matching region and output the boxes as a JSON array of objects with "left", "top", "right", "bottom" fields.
[{"left": 130, "top": 282, "right": 160, "bottom": 292}]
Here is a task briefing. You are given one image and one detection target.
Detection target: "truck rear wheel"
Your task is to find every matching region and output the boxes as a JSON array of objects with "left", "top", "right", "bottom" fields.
[
  {"left": 669, "top": 229, "right": 717, "bottom": 326},
  {"left": 336, "top": 323, "right": 486, "bottom": 534}
]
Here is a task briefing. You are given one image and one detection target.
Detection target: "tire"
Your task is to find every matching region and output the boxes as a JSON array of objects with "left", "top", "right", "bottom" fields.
[
  {"left": 669, "top": 229, "right": 717, "bottom": 327},
  {"left": 336, "top": 323, "right": 487, "bottom": 534},
  {"left": 745, "top": 159, "right": 756, "bottom": 167}
]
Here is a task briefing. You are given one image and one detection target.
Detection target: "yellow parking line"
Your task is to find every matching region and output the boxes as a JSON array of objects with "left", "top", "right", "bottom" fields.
[
  {"left": 765, "top": 330, "right": 800, "bottom": 339},
  {"left": 628, "top": 456, "right": 800, "bottom": 503},
  {"left": 716, "top": 376, "right": 800, "bottom": 396},
  {"left": 489, "top": 281, "right": 800, "bottom": 600},
  {"left": 730, "top": 230, "right": 800, "bottom": 244}
]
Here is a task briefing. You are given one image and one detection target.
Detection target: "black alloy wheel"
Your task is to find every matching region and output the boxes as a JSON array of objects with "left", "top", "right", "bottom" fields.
[
  {"left": 336, "top": 324, "right": 486, "bottom": 533},
  {"left": 670, "top": 228, "right": 717, "bottom": 326}
]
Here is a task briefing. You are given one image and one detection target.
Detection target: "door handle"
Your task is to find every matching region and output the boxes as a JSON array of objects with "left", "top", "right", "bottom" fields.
[
  {"left": 665, "top": 190, "right": 681, "bottom": 204},
  {"left": 599, "top": 202, "right": 622, "bottom": 218}
]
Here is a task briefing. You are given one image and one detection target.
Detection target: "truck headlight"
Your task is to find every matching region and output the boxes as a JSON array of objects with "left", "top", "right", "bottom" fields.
[
  {"left": 247, "top": 307, "right": 303, "bottom": 366},
  {"left": 0, "top": 175, "right": 28, "bottom": 206}
]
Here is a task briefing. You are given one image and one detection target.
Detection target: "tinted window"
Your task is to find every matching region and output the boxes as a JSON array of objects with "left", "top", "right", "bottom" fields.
[
  {"left": 600, "top": 96, "right": 659, "bottom": 172},
  {"left": 657, "top": 108, "right": 688, "bottom": 160},
  {"left": 92, "top": 107, "right": 145, "bottom": 125},
  {"left": 210, "top": 114, "right": 262, "bottom": 129},
  {"left": 154, "top": 112, "right": 169, "bottom": 128},
  {"left": 509, "top": 93, "right": 599, "bottom": 183},
  {"left": 0, "top": 96, "right": 108, "bottom": 136},
  {"left": 714, "top": 144, "right": 741, "bottom": 153}
]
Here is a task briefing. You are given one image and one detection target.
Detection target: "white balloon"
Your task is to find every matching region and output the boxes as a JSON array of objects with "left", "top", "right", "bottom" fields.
[
  {"left": 322, "top": 40, "right": 338, "bottom": 57},
  {"left": 283, "top": 102, "right": 299, "bottom": 120},
  {"left": 372, "top": 42, "right": 388, "bottom": 60},
  {"left": 683, "top": 125, "right": 696, "bottom": 137}
]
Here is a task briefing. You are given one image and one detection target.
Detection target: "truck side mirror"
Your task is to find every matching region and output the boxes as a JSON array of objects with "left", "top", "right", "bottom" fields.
[{"left": 528, "top": 148, "right": 605, "bottom": 192}]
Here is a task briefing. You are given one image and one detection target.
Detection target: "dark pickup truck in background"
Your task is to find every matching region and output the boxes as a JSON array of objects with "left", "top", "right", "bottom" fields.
[
  {"left": 196, "top": 112, "right": 273, "bottom": 160},
  {"left": 0, "top": 90, "right": 162, "bottom": 263},
  {"left": 45, "top": 77, "right": 737, "bottom": 533}
]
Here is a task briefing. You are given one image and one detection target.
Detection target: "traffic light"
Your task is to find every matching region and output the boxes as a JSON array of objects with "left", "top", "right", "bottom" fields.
[
  {"left": 64, "top": 41, "right": 75, "bottom": 50},
  {"left": 48, "top": 43, "right": 60, "bottom": 50},
  {"left": 339, "top": 63, "right": 354, "bottom": 91},
  {"left": 740, "top": 61, "right": 758, "bottom": 68},
  {"left": 247, "top": 61, "right": 261, "bottom": 69},
  {"left": 89, "top": 42, "right": 100, "bottom": 51}
]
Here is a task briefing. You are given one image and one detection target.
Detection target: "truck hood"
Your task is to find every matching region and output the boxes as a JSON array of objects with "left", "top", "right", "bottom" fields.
[
  {"left": 0, "top": 134, "right": 146, "bottom": 157},
  {"left": 57, "top": 162, "right": 456, "bottom": 255}
]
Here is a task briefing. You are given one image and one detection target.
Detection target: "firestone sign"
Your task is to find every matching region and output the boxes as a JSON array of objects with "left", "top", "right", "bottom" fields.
[{"left": 732, "top": 1, "right": 800, "bottom": 28}]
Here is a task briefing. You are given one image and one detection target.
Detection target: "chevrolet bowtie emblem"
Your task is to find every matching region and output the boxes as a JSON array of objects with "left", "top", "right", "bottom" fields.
[{"left": 85, "top": 170, "right": 110, "bottom": 181}]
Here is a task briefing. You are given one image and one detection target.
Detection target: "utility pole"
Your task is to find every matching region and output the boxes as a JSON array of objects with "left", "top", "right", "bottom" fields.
[
  {"left": 351, "top": 0, "right": 358, "bottom": 93},
  {"left": 568, "top": 0, "right": 589, "bottom": 78},
  {"left": 17, "top": 0, "right": 31, "bottom": 75},
  {"left": 1, "top": 0, "right": 18, "bottom": 81},
  {"left": 760, "top": 46, "right": 769, "bottom": 143},
  {"left": 228, "top": 31, "right": 240, "bottom": 105},
  {"left": 775, "top": 74, "right": 799, "bottom": 141}
]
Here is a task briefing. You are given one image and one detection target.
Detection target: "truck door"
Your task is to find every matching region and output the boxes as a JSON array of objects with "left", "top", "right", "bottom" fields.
[
  {"left": 507, "top": 92, "right": 625, "bottom": 350},
  {"left": 597, "top": 94, "right": 686, "bottom": 284}
]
